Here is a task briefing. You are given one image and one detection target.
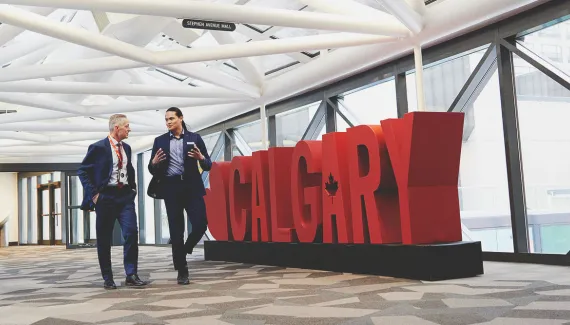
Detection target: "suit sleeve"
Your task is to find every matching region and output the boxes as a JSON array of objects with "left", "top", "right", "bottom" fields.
[
  {"left": 197, "top": 134, "right": 212, "bottom": 172},
  {"left": 77, "top": 144, "right": 99, "bottom": 203},
  {"left": 148, "top": 137, "right": 160, "bottom": 175},
  {"left": 127, "top": 146, "right": 137, "bottom": 191}
]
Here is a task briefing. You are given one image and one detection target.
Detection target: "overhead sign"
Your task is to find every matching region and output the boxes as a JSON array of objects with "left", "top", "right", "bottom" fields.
[{"left": 182, "top": 19, "right": 236, "bottom": 32}]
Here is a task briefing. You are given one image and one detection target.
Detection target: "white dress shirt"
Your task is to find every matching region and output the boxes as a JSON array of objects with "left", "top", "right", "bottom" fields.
[{"left": 108, "top": 136, "right": 128, "bottom": 186}]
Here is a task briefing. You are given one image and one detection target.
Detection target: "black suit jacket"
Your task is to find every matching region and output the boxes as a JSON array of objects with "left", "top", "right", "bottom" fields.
[
  {"left": 77, "top": 138, "right": 136, "bottom": 211},
  {"left": 147, "top": 130, "right": 212, "bottom": 199}
]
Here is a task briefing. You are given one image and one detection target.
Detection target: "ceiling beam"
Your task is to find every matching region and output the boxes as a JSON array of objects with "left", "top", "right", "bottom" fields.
[
  {"left": 211, "top": 31, "right": 264, "bottom": 88},
  {"left": 375, "top": 0, "right": 424, "bottom": 34},
  {"left": 0, "top": 6, "right": 54, "bottom": 46},
  {"left": 0, "top": 6, "right": 153, "bottom": 64},
  {"left": 0, "top": 93, "right": 85, "bottom": 114},
  {"left": 234, "top": 25, "right": 310, "bottom": 64},
  {"left": 87, "top": 97, "right": 251, "bottom": 115},
  {"left": 298, "top": 0, "right": 403, "bottom": 24},
  {"left": 0, "top": 0, "right": 411, "bottom": 36},
  {"left": 157, "top": 33, "right": 398, "bottom": 65},
  {"left": 162, "top": 63, "right": 260, "bottom": 97},
  {"left": 405, "top": 0, "right": 427, "bottom": 16},
  {"left": 0, "top": 122, "right": 162, "bottom": 132},
  {"left": 0, "top": 80, "right": 253, "bottom": 99}
]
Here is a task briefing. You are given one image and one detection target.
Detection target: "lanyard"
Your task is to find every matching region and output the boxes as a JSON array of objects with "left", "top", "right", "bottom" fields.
[{"left": 108, "top": 136, "right": 123, "bottom": 169}]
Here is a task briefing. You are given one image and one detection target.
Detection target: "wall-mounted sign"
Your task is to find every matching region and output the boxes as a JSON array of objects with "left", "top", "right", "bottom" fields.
[{"left": 182, "top": 19, "right": 236, "bottom": 32}]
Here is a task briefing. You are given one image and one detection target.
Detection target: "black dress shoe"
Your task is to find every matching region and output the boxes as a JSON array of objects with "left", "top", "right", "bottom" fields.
[
  {"left": 104, "top": 279, "right": 117, "bottom": 290},
  {"left": 125, "top": 274, "right": 148, "bottom": 287},
  {"left": 177, "top": 271, "right": 190, "bottom": 285}
]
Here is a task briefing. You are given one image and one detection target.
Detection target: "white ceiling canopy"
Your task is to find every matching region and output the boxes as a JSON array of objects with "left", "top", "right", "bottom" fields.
[{"left": 0, "top": 0, "right": 546, "bottom": 163}]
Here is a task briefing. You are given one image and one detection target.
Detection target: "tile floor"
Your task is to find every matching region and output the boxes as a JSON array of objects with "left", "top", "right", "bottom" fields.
[{"left": 0, "top": 245, "right": 569, "bottom": 325}]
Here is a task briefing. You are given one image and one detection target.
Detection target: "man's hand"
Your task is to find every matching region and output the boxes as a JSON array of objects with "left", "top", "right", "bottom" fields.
[
  {"left": 188, "top": 145, "right": 204, "bottom": 161},
  {"left": 92, "top": 193, "right": 99, "bottom": 204},
  {"left": 152, "top": 148, "right": 167, "bottom": 165}
]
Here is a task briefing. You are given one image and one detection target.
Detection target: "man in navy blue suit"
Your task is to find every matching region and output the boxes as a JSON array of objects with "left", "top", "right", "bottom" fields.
[
  {"left": 148, "top": 107, "right": 212, "bottom": 285},
  {"left": 78, "top": 114, "right": 147, "bottom": 289}
]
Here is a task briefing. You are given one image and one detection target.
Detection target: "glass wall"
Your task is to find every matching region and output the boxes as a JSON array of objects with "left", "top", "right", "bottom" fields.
[
  {"left": 276, "top": 101, "right": 321, "bottom": 146},
  {"left": 513, "top": 35, "right": 570, "bottom": 254},
  {"left": 457, "top": 70, "right": 514, "bottom": 252},
  {"left": 337, "top": 79, "right": 398, "bottom": 129},
  {"left": 142, "top": 150, "right": 155, "bottom": 244}
]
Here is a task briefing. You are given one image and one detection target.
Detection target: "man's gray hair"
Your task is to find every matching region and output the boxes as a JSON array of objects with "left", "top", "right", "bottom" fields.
[{"left": 109, "top": 114, "right": 128, "bottom": 132}]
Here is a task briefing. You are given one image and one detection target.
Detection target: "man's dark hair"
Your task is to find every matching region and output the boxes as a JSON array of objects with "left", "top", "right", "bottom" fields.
[{"left": 166, "top": 107, "right": 188, "bottom": 131}]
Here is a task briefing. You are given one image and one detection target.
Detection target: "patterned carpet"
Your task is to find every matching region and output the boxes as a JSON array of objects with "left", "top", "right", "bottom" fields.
[{"left": 0, "top": 246, "right": 569, "bottom": 325}]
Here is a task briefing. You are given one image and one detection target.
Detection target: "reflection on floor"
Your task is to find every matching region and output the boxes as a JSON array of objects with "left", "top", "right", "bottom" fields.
[{"left": 0, "top": 246, "right": 569, "bottom": 325}]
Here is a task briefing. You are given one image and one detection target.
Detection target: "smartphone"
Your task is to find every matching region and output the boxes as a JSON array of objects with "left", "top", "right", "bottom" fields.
[{"left": 187, "top": 142, "right": 196, "bottom": 155}]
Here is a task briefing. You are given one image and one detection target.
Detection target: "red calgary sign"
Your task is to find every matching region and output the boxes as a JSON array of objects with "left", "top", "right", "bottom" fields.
[{"left": 204, "top": 112, "right": 465, "bottom": 245}]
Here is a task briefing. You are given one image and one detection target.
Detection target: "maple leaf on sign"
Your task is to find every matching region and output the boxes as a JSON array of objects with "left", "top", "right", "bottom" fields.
[{"left": 325, "top": 172, "right": 339, "bottom": 199}]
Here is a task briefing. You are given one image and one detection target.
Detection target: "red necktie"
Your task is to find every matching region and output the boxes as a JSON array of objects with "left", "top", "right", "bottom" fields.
[{"left": 117, "top": 142, "right": 124, "bottom": 188}]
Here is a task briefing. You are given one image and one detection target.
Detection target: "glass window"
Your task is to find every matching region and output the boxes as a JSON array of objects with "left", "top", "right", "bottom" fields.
[
  {"left": 143, "top": 150, "right": 155, "bottom": 244},
  {"left": 458, "top": 70, "right": 513, "bottom": 252},
  {"left": 234, "top": 119, "right": 266, "bottom": 154},
  {"left": 276, "top": 101, "right": 321, "bottom": 146},
  {"left": 202, "top": 132, "right": 221, "bottom": 156},
  {"left": 407, "top": 46, "right": 490, "bottom": 112},
  {"left": 54, "top": 188, "right": 62, "bottom": 242},
  {"left": 518, "top": 19, "right": 570, "bottom": 76},
  {"left": 514, "top": 52, "right": 570, "bottom": 254},
  {"left": 29, "top": 177, "right": 37, "bottom": 244},
  {"left": 540, "top": 224, "right": 570, "bottom": 254},
  {"left": 337, "top": 79, "right": 398, "bottom": 129},
  {"left": 20, "top": 179, "right": 27, "bottom": 244}
]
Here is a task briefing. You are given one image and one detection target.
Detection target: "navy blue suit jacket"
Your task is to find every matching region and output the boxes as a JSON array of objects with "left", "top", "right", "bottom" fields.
[
  {"left": 77, "top": 138, "right": 137, "bottom": 211},
  {"left": 147, "top": 130, "right": 212, "bottom": 198}
]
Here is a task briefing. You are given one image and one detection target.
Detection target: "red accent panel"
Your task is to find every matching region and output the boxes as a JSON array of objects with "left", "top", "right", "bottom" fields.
[
  {"left": 291, "top": 141, "right": 323, "bottom": 243},
  {"left": 381, "top": 112, "right": 464, "bottom": 244},
  {"left": 229, "top": 156, "right": 253, "bottom": 241},
  {"left": 347, "top": 125, "right": 400, "bottom": 244},
  {"left": 251, "top": 150, "right": 271, "bottom": 242},
  {"left": 322, "top": 132, "right": 353, "bottom": 243},
  {"left": 268, "top": 147, "right": 295, "bottom": 243},
  {"left": 204, "top": 162, "right": 232, "bottom": 241}
]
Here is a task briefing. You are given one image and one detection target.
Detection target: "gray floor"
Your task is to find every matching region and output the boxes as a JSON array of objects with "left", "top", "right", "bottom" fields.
[{"left": 0, "top": 246, "right": 569, "bottom": 325}]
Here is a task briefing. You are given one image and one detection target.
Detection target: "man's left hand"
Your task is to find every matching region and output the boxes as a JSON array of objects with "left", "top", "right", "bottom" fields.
[{"left": 188, "top": 145, "right": 205, "bottom": 161}]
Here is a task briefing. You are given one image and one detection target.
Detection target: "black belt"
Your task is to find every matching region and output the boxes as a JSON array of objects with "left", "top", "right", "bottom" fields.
[
  {"left": 101, "top": 185, "right": 130, "bottom": 192},
  {"left": 165, "top": 174, "right": 185, "bottom": 181}
]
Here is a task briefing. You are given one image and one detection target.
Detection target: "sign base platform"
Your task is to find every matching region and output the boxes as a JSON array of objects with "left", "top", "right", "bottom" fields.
[{"left": 204, "top": 240, "right": 483, "bottom": 281}]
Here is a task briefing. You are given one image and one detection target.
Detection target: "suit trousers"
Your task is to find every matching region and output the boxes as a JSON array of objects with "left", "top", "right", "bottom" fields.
[
  {"left": 94, "top": 187, "right": 138, "bottom": 281},
  {"left": 162, "top": 177, "right": 208, "bottom": 273}
]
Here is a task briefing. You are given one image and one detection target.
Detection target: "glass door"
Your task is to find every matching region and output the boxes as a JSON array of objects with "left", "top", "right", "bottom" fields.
[
  {"left": 37, "top": 181, "right": 62, "bottom": 245},
  {"left": 65, "top": 173, "right": 96, "bottom": 248}
]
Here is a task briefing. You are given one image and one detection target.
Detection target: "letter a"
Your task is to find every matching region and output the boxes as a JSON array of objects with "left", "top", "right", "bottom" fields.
[{"left": 251, "top": 150, "right": 271, "bottom": 242}]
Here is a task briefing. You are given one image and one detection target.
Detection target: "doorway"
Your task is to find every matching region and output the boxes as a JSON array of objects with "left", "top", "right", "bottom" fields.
[
  {"left": 37, "top": 181, "right": 63, "bottom": 245},
  {"left": 65, "top": 173, "right": 97, "bottom": 248}
]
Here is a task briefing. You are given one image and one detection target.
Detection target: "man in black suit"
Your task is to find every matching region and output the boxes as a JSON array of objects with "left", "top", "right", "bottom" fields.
[
  {"left": 78, "top": 114, "right": 147, "bottom": 289},
  {"left": 148, "top": 107, "right": 212, "bottom": 285}
]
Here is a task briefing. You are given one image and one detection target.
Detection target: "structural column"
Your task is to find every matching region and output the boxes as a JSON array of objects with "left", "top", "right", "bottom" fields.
[
  {"left": 496, "top": 40, "right": 529, "bottom": 253},
  {"left": 413, "top": 45, "right": 426, "bottom": 112},
  {"left": 325, "top": 96, "right": 338, "bottom": 133},
  {"left": 395, "top": 72, "right": 409, "bottom": 118}
]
